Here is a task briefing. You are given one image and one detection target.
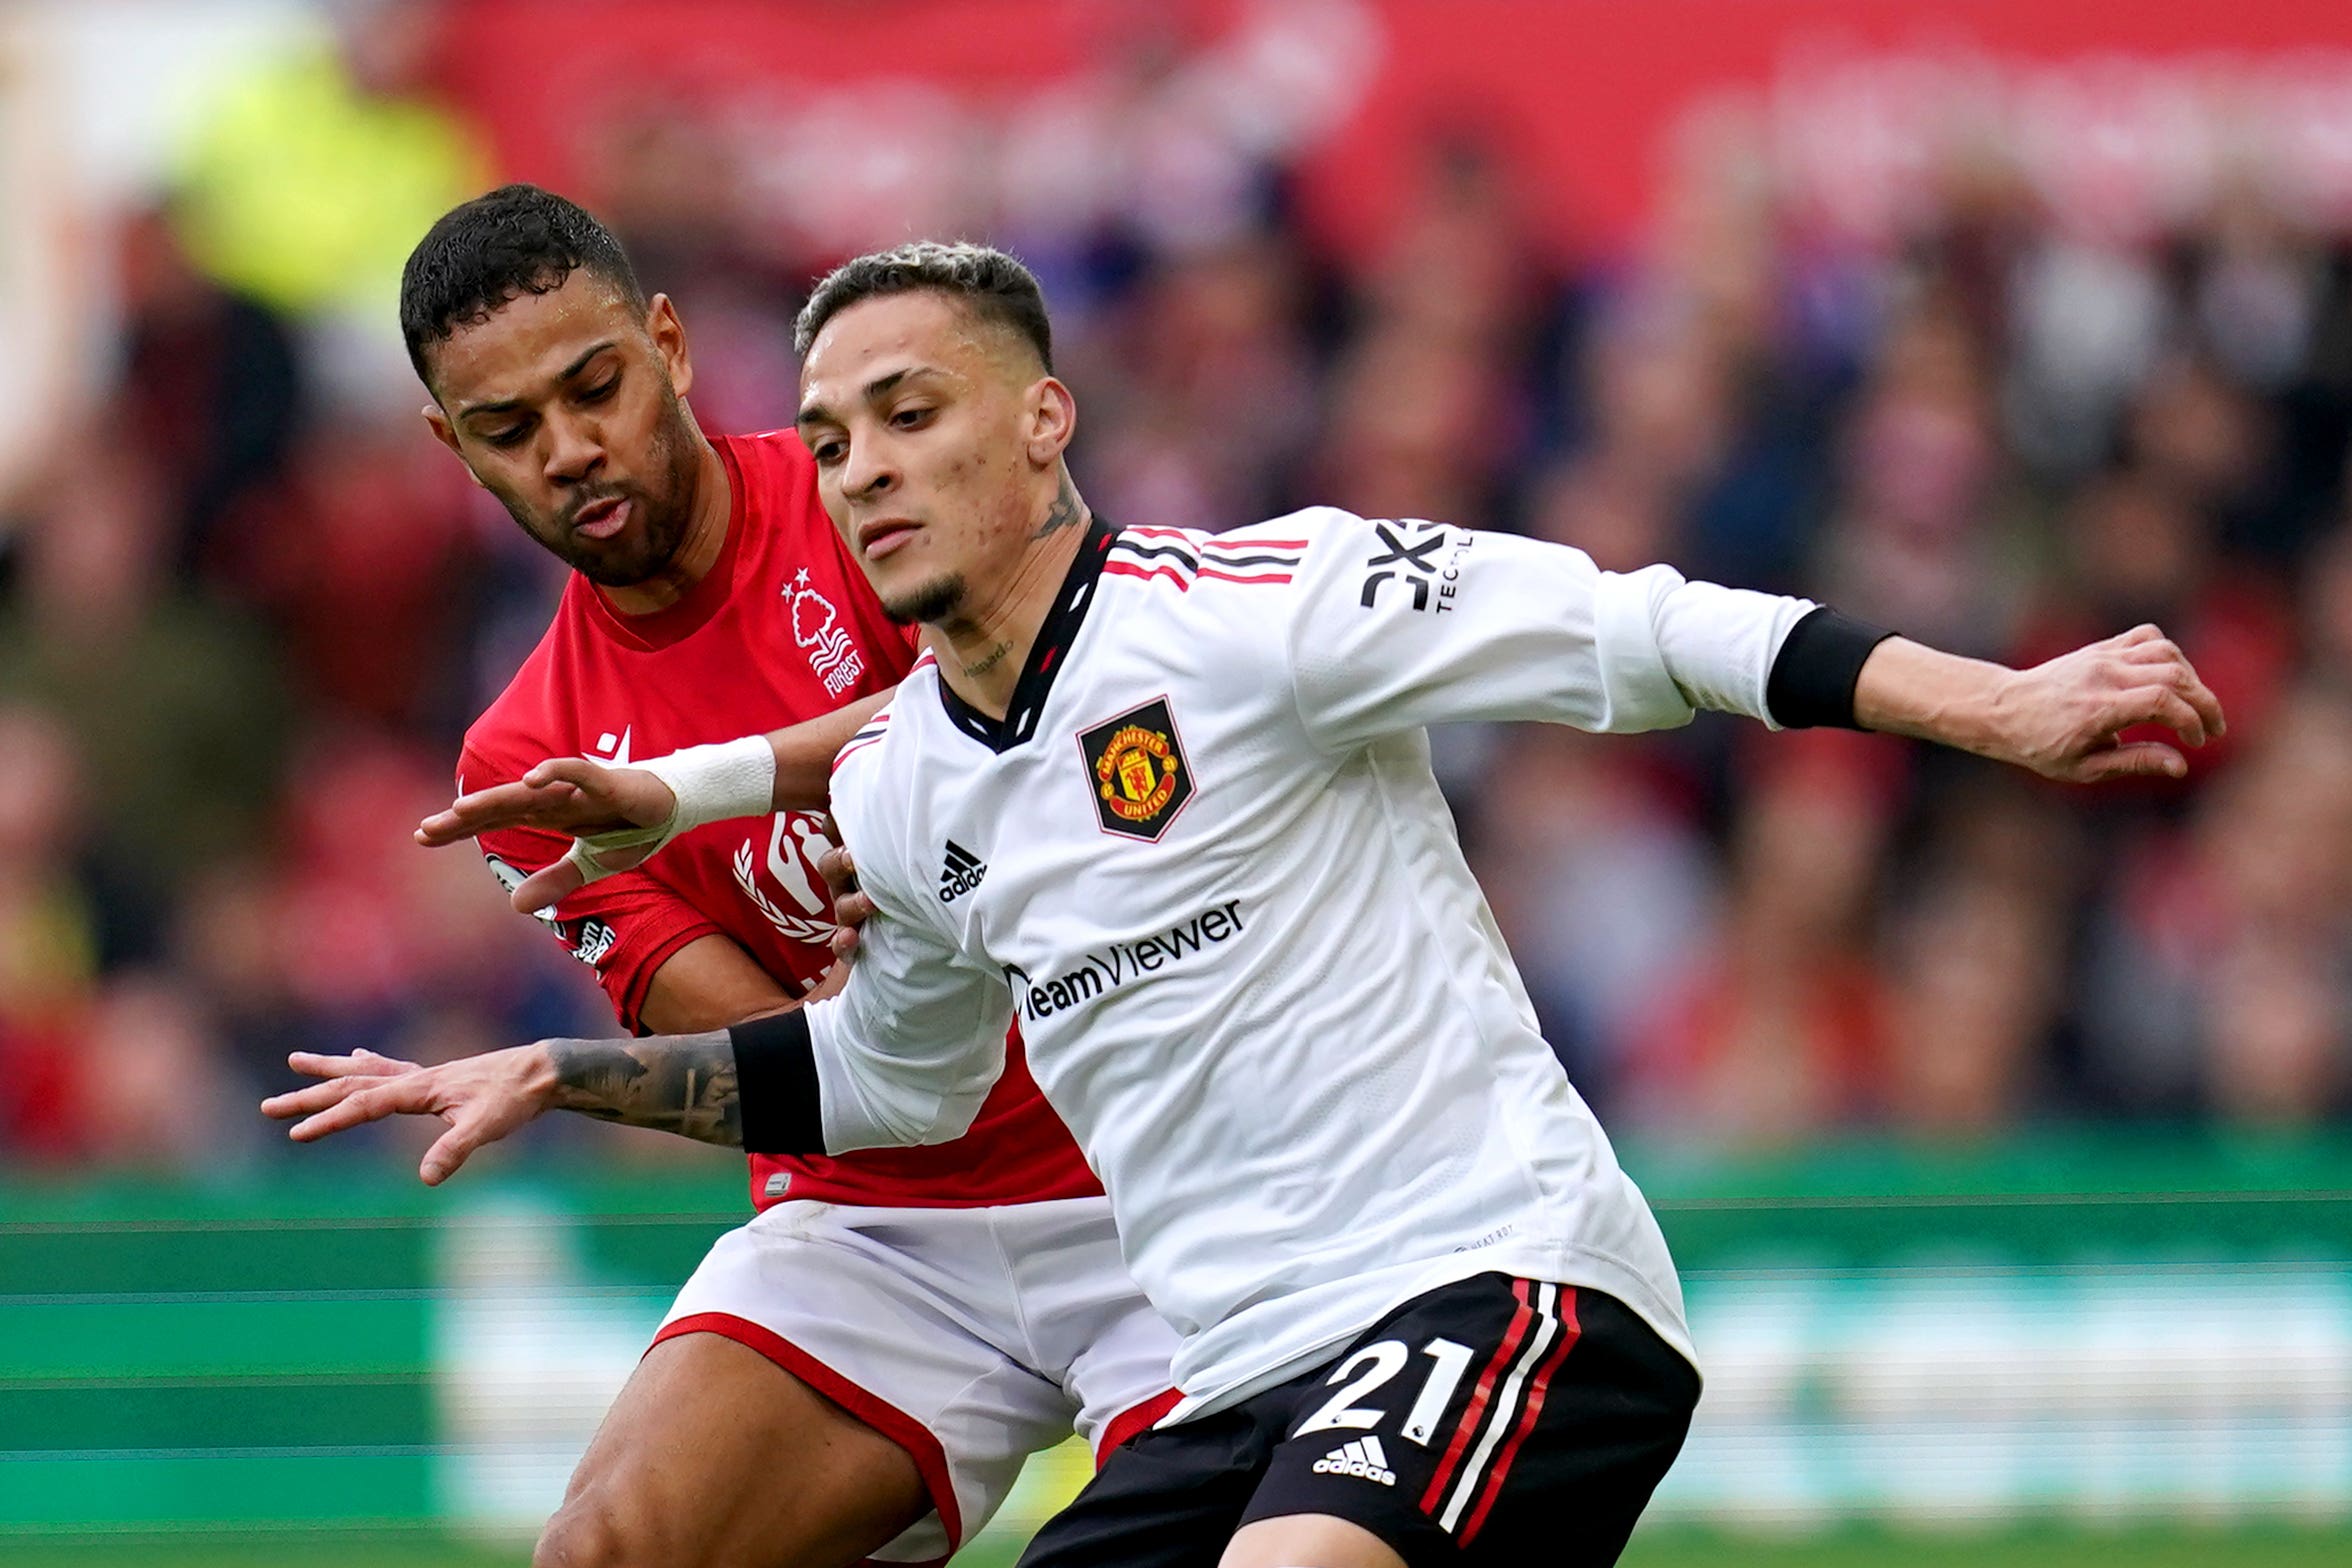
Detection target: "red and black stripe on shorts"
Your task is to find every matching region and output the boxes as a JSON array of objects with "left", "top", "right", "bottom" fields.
[{"left": 1018, "top": 1274, "right": 1701, "bottom": 1568}]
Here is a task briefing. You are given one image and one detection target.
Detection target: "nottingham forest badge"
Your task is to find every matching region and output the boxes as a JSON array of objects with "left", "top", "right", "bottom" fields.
[{"left": 1078, "top": 697, "right": 1196, "bottom": 841}]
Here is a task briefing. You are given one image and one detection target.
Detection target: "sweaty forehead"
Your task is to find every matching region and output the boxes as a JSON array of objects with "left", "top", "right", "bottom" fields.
[{"left": 429, "top": 272, "right": 641, "bottom": 399}]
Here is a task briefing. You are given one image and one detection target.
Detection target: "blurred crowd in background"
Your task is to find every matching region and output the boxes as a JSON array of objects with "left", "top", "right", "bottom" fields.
[{"left": 3, "top": 2, "right": 2350, "bottom": 1175}]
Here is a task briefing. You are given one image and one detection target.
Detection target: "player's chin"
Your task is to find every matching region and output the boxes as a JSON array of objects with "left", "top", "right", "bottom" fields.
[
  {"left": 880, "top": 569, "right": 966, "bottom": 626},
  {"left": 565, "top": 530, "right": 666, "bottom": 587}
]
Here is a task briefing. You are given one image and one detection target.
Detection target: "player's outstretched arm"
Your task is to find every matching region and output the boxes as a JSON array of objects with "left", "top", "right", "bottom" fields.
[
  {"left": 260, "top": 936, "right": 832, "bottom": 1183},
  {"left": 262, "top": 1030, "right": 746, "bottom": 1185},
  {"left": 1853, "top": 623, "right": 2225, "bottom": 782},
  {"left": 415, "top": 689, "right": 892, "bottom": 913}
]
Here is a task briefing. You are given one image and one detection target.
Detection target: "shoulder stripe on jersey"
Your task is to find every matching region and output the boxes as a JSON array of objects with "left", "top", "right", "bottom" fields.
[
  {"left": 1112, "top": 541, "right": 1306, "bottom": 570},
  {"left": 834, "top": 711, "right": 893, "bottom": 770},
  {"left": 1102, "top": 561, "right": 1193, "bottom": 591},
  {"left": 1112, "top": 526, "right": 1307, "bottom": 559},
  {"left": 1113, "top": 532, "right": 1307, "bottom": 555},
  {"left": 1103, "top": 561, "right": 1293, "bottom": 592},
  {"left": 1195, "top": 567, "right": 1293, "bottom": 585},
  {"left": 1186, "top": 551, "right": 1302, "bottom": 570},
  {"left": 1107, "top": 531, "right": 1303, "bottom": 594},
  {"left": 1110, "top": 539, "right": 1201, "bottom": 567}
]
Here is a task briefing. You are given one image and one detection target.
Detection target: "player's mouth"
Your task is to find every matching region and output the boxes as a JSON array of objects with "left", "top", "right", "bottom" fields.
[
  {"left": 571, "top": 495, "right": 633, "bottom": 541},
  {"left": 858, "top": 517, "right": 921, "bottom": 561}
]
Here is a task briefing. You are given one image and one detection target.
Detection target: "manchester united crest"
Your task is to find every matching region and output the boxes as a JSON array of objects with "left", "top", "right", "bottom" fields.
[{"left": 1078, "top": 697, "right": 1195, "bottom": 841}]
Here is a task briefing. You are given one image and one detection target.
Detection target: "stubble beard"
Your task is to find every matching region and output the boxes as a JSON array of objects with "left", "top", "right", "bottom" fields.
[
  {"left": 881, "top": 572, "right": 967, "bottom": 627},
  {"left": 510, "top": 388, "right": 702, "bottom": 587}
]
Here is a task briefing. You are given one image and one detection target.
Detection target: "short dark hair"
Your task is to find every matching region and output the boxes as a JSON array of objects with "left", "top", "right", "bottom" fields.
[
  {"left": 794, "top": 242, "right": 1053, "bottom": 372},
  {"left": 400, "top": 184, "right": 648, "bottom": 389}
]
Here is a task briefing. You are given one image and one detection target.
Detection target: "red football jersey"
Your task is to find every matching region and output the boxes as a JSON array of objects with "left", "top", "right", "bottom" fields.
[{"left": 460, "top": 431, "right": 1101, "bottom": 1211}]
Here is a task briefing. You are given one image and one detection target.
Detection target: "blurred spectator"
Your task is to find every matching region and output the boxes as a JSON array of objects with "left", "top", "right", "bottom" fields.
[
  {"left": 74, "top": 975, "right": 249, "bottom": 1172},
  {"left": 588, "top": 107, "right": 805, "bottom": 437},
  {"left": 172, "top": 0, "right": 482, "bottom": 317},
  {"left": 1880, "top": 777, "right": 2081, "bottom": 1137},
  {"left": 0, "top": 436, "right": 289, "bottom": 895},
  {"left": 1882, "top": 870, "right": 2062, "bottom": 1137},
  {"left": 215, "top": 417, "right": 481, "bottom": 729},
  {"left": 1814, "top": 300, "right": 2020, "bottom": 656},
  {"left": 2077, "top": 689, "right": 2352, "bottom": 1120},
  {"left": 1622, "top": 732, "right": 1904, "bottom": 1147},
  {"left": 170, "top": 0, "right": 487, "bottom": 407},
  {"left": 1076, "top": 234, "right": 1320, "bottom": 529},
  {"left": 0, "top": 706, "right": 99, "bottom": 1161},
  {"left": 112, "top": 202, "right": 304, "bottom": 573}
]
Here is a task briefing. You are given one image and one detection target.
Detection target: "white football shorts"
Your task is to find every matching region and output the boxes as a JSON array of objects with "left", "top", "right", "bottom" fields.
[{"left": 653, "top": 1194, "right": 1181, "bottom": 1565}]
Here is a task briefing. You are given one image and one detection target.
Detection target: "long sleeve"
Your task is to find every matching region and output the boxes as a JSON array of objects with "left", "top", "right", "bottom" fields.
[
  {"left": 732, "top": 740, "right": 1015, "bottom": 1155},
  {"left": 1275, "top": 508, "right": 1817, "bottom": 752},
  {"left": 801, "top": 897, "right": 1013, "bottom": 1153}
]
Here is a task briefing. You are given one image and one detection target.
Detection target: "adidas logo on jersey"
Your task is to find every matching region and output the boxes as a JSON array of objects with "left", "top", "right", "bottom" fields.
[
  {"left": 937, "top": 840, "right": 988, "bottom": 902},
  {"left": 1310, "top": 1435, "right": 1395, "bottom": 1486}
]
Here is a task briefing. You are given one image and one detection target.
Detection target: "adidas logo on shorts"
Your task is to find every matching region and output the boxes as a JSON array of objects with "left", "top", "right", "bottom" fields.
[
  {"left": 1311, "top": 1434, "right": 1396, "bottom": 1486},
  {"left": 937, "top": 840, "right": 988, "bottom": 902}
]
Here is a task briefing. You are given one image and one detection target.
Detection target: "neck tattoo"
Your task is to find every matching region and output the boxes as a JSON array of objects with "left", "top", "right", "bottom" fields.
[
  {"left": 1032, "top": 471, "right": 1086, "bottom": 539},
  {"left": 962, "top": 641, "right": 1015, "bottom": 679}
]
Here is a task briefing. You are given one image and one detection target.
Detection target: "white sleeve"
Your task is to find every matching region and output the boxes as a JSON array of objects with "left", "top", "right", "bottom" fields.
[
  {"left": 799, "top": 860, "right": 1013, "bottom": 1154},
  {"left": 1279, "top": 507, "right": 1816, "bottom": 751}
]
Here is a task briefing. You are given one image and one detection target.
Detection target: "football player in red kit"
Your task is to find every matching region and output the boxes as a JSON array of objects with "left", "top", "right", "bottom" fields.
[{"left": 267, "top": 186, "right": 1178, "bottom": 1568}]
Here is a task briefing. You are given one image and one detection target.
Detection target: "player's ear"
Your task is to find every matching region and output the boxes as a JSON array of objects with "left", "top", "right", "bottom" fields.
[
  {"left": 1025, "top": 376, "right": 1077, "bottom": 469},
  {"left": 647, "top": 293, "right": 694, "bottom": 399},
  {"left": 421, "top": 403, "right": 482, "bottom": 486}
]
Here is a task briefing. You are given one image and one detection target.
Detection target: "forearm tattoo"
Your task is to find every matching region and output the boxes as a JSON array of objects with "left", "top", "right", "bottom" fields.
[{"left": 545, "top": 1031, "right": 743, "bottom": 1146}]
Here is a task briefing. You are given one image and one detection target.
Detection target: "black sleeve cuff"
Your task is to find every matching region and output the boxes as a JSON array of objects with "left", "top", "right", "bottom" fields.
[
  {"left": 730, "top": 1011, "right": 825, "bottom": 1155},
  {"left": 1765, "top": 608, "right": 1896, "bottom": 730}
]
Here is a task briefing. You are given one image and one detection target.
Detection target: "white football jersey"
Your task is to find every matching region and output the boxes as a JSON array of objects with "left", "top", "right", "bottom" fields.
[{"left": 801, "top": 508, "right": 1814, "bottom": 1419}]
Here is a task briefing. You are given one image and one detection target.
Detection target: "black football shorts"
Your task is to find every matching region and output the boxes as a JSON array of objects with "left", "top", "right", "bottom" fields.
[{"left": 1017, "top": 1273, "right": 1701, "bottom": 1568}]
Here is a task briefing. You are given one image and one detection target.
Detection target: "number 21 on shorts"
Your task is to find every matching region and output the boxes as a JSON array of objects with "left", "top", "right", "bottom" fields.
[{"left": 1294, "top": 1337, "right": 1477, "bottom": 1445}]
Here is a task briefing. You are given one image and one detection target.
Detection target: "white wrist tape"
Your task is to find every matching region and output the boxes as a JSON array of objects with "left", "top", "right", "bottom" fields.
[
  {"left": 641, "top": 734, "right": 780, "bottom": 835},
  {"left": 564, "top": 735, "right": 777, "bottom": 886}
]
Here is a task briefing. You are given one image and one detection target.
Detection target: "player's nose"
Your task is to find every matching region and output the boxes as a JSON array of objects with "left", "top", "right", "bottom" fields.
[
  {"left": 542, "top": 412, "right": 607, "bottom": 483},
  {"left": 843, "top": 447, "right": 897, "bottom": 501}
]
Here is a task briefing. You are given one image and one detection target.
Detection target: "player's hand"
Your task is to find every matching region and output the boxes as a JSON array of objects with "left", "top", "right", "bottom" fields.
[
  {"left": 415, "top": 758, "right": 679, "bottom": 912},
  {"left": 817, "top": 838, "right": 877, "bottom": 960},
  {"left": 1985, "top": 624, "right": 2226, "bottom": 782},
  {"left": 262, "top": 1043, "right": 563, "bottom": 1185},
  {"left": 258, "top": 1047, "right": 422, "bottom": 1110}
]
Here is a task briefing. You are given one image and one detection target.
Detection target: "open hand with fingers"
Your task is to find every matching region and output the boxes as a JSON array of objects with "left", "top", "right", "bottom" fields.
[
  {"left": 414, "top": 757, "right": 680, "bottom": 913},
  {"left": 415, "top": 735, "right": 776, "bottom": 913},
  {"left": 262, "top": 1044, "right": 563, "bottom": 1185},
  {"left": 416, "top": 755, "right": 674, "bottom": 846}
]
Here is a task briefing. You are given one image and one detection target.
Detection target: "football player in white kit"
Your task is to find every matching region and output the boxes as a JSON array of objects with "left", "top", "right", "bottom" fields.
[{"left": 332, "top": 243, "right": 2224, "bottom": 1568}]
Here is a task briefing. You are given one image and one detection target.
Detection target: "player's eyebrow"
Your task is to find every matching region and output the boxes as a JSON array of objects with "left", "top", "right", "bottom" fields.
[
  {"left": 798, "top": 365, "right": 945, "bottom": 429},
  {"left": 457, "top": 340, "right": 620, "bottom": 420}
]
